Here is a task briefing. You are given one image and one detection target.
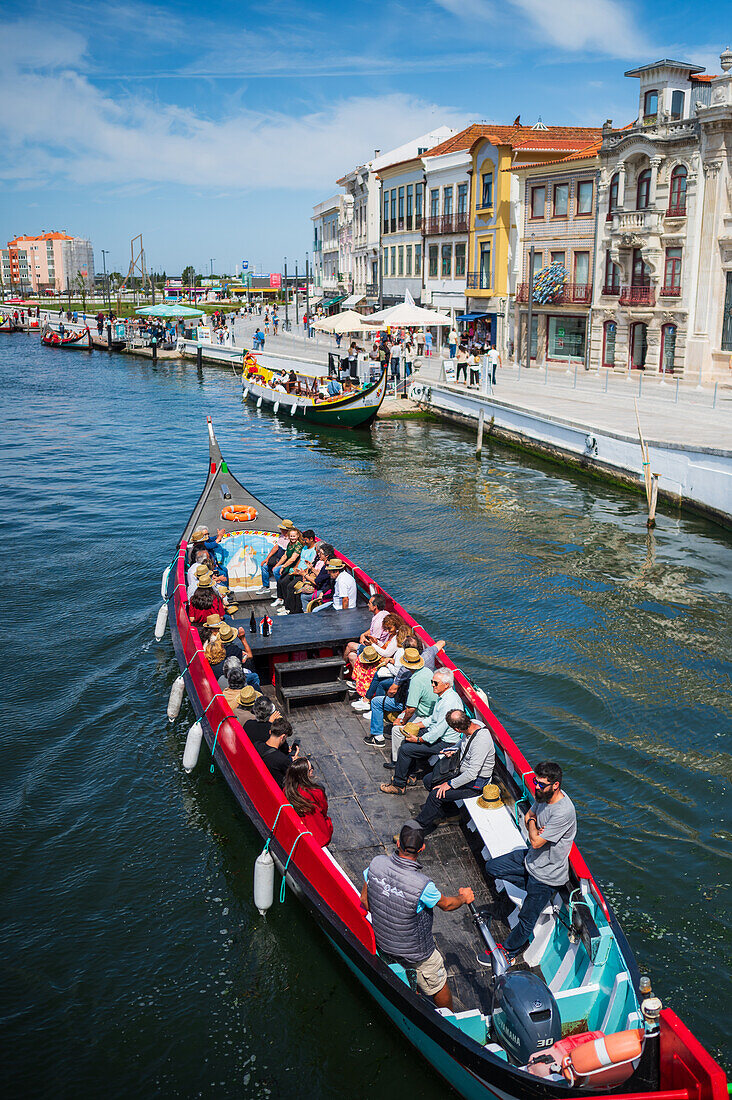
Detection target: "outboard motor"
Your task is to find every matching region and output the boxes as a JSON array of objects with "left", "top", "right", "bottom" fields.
[{"left": 491, "top": 971, "right": 562, "bottom": 1065}]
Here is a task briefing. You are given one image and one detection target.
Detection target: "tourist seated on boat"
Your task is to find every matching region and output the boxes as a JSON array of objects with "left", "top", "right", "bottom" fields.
[
  {"left": 232, "top": 684, "right": 261, "bottom": 726},
  {"left": 485, "top": 761, "right": 576, "bottom": 968},
  {"left": 187, "top": 545, "right": 224, "bottom": 597},
  {"left": 360, "top": 633, "right": 447, "bottom": 712},
  {"left": 363, "top": 647, "right": 436, "bottom": 748},
  {"left": 283, "top": 757, "right": 334, "bottom": 847},
  {"left": 216, "top": 621, "right": 259, "bottom": 686},
  {"left": 413, "top": 711, "right": 496, "bottom": 836},
  {"left": 327, "top": 558, "right": 357, "bottom": 611},
  {"left": 275, "top": 530, "right": 318, "bottom": 615},
  {"left": 222, "top": 664, "right": 256, "bottom": 710},
  {"left": 360, "top": 819, "right": 474, "bottom": 1010},
  {"left": 286, "top": 369, "right": 297, "bottom": 393},
  {"left": 256, "top": 717, "right": 298, "bottom": 787},
  {"left": 343, "top": 593, "right": 389, "bottom": 668},
  {"left": 188, "top": 566, "right": 228, "bottom": 624},
  {"left": 257, "top": 519, "right": 294, "bottom": 594},
  {"left": 295, "top": 542, "right": 335, "bottom": 612},
  {"left": 243, "top": 695, "right": 279, "bottom": 744},
  {"left": 270, "top": 528, "right": 303, "bottom": 608},
  {"left": 204, "top": 637, "right": 227, "bottom": 673},
  {"left": 190, "top": 525, "right": 228, "bottom": 581},
  {"left": 198, "top": 613, "right": 224, "bottom": 647},
  {"left": 381, "top": 669, "right": 464, "bottom": 794},
  {"left": 350, "top": 645, "right": 382, "bottom": 698}
]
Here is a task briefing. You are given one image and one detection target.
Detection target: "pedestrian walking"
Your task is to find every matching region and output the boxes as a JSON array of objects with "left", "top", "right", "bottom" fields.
[
  {"left": 487, "top": 344, "right": 501, "bottom": 386},
  {"left": 448, "top": 326, "right": 458, "bottom": 358}
]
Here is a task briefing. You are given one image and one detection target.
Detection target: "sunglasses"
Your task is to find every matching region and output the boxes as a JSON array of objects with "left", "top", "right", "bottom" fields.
[{"left": 534, "top": 779, "right": 554, "bottom": 790}]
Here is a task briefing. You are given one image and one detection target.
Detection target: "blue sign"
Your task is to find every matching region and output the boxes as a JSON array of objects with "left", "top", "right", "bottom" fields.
[{"left": 242, "top": 260, "right": 249, "bottom": 272}]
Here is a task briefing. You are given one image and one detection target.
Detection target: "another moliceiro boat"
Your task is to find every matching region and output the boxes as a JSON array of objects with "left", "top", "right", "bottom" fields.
[
  {"left": 158, "top": 419, "right": 726, "bottom": 1100},
  {"left": 242, "top": 357, "right": 387, "bottom": 428},
  {"left": 41, "top": 325, "right": 92, "bottom": 349}
]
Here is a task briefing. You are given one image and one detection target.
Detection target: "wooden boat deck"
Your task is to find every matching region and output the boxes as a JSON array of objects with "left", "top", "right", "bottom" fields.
[{"left": 290, "top": 698, "right": 516, "bottom": 1014}]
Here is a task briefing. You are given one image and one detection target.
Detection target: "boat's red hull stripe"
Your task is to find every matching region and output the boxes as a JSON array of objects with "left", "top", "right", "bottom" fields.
[{"left": 174, "top": 543, "right": 376, "bottom": 955}]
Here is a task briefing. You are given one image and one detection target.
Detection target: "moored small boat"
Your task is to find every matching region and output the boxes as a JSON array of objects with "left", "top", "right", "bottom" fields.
[
  {"left": 242, "top": 360, "right": 388, "bottom": 428},
  {"left": 158, "top": 420, "right": 727, "bottom": 1100},
  {"left": 41, "top": 325, "right": 92, "bottom": 349},
  {"left": 0, "top": 315, "right": 22, "bottom": 333}
]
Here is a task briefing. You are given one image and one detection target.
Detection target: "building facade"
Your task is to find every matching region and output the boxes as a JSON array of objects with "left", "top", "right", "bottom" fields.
[
  {"left": 513, "top": 144, "right": 601, "bottom": 366},
  {"left": 421, "top": 147, "right": 471, "bottom": 312},
  {"left": 1, "top": 232, "right": 95, "bottom": 295},
  {"left": 338, "top": 159, "right": 380, "bottom": 309},
  {"left": 311, "top": 194, "right": 352, "bottom": 308},
  {"left": 590, "top": 54, "right": 732, "bottom": 378}
]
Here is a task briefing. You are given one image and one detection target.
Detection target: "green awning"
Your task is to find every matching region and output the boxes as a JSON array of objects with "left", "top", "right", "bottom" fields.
[{"left": 322, "top": 294, "right": 347, "bottom": 308}]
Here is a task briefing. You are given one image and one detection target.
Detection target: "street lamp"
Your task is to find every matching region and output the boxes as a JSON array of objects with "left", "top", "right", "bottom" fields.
[
  {"left": 101, "top": 249, "right": 111, "bottom": 313},
  {"left": 284, "top": 256, "right": 289, "bottom": 328},
  {"left": 526, "top": 232, "right": 536, "bottom": 371},
  {"left": 305, "top": 251, "right": 310, "bottom": 336}
]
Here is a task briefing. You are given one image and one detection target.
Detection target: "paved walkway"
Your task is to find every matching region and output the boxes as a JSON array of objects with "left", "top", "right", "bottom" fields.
[{"left": 420, "top": 361, "right": 731, "bottom": 452}]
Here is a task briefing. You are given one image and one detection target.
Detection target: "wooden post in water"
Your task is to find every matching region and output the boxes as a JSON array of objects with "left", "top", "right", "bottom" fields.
[
  {"left": 634, "top": 398, "right": 656, "bottom": 527},
  {"left": 476, "top": 407, "right": 485, "bottom": 460}
]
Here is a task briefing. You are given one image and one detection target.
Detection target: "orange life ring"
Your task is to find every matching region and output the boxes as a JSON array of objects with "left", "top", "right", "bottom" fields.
[
  {"left": 561, "top": 1029, "right": 643, "bottom": 1087},
  {"left": 221, "top": 505, "right": 258, "bottom": 522},
  {"left": 244, "top": 352, "right": 258, "bottom": 368}
]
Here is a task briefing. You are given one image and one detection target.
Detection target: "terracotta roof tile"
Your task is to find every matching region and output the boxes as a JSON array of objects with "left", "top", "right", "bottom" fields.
[{"left": 424, "top": 122, "right": 602, "bottom": 158}]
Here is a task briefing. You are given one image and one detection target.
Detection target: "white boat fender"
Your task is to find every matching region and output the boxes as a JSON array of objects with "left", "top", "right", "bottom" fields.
[
  {"left": 154, "top": 603, "right": 168, "bottom": 641},
  {"left": 160, "top": 564, "right": 172, "bottom": 599},
  {"left": 242, "top": 387, "right": 249, "bottom": 399},
  {"left": 254, "top": 847, "right": 275, "bottom": 914},
  {"left": 167, "top": 675, "right": 185, "bottom": 721},
  {"left": 290, "top": 404, "right": 297, "bottom": 416},
  {"left": 183, "top": 720, "right": 204, "bottom": 773},
  {"left": 273, "top": 402, "right": 279, "bottom": 414},
  {"left": 256, "top": 396, "right": 263, "bottom": 408}
]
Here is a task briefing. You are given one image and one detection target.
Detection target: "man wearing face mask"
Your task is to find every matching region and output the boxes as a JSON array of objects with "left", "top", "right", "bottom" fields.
[{"left": 485, "top": 761, "right": 576, "bottom": 967}]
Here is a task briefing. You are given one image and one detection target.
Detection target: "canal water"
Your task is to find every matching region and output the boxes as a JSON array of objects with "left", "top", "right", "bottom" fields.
[{"left": 1, "top": 339, "right": 729, "bottom": 1097}]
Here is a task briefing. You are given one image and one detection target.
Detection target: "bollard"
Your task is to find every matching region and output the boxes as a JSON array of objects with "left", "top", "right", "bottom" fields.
[
  {"left": 675, "top": 378, "right": 679, "bottom": 404},
  {"left": 713, "top": 381, "right": 718, "bottom": 409},
  {"left": 638, "top": 372, "right": 642, "bottom": 397},
  {"left": 604, "top": 369, "right": 609, "bottom": 393},
  {"left": 544, "top": 361, "right": 548, "bottom": 385},
  {"left": 196, "top": 345, "right": 203, "bottom": 373},
  {"left": 152, "top": 339, "right": 157, "bottom": 363},
  {"left": 106, "top": 321, "right": 112, "bottom": 350},
  {"left": 476, "top": 408, "right": 485, "bottom": 459},
  {"left": 573, "top": 362, "right": 578, "bottom": 389}
]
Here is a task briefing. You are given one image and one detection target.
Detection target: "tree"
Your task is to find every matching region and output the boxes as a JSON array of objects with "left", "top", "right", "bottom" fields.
[
  {"left": 182, "top": 265, "right": 196, "bottom": 286},
  {"left": 74, "top": 271, "right": 88, "bottom": 312}
]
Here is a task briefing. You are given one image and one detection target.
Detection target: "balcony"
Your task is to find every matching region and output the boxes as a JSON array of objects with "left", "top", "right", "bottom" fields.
[
  {"left": 660, "top": 284, "right": 682, "bottom": 298},
  {"left": 602, "top": 283, "right": 621, "bottom": 296},
  {"left": 666, "top": 200, "right": 687, "bottom": 217},
  {"left": 467, "top": 271, "right": 491, "bottom": 291},
  {"left": 313, "top": 241, "right": 322, "bottom": 252},
  {"left": 515, "top": 282, "right": 592, "bottom": 304},
  {"left": 425, "top": 213, "right": 469, "bottom": 235},
  {"left": 364, "top": 283, "right": 378, "bottom": 296},
  {"left": 618, "top": 285, "right": 656, "bottom": 306},
  {"left": 610, "top": 210, "right": 661, "bottom": 236}
]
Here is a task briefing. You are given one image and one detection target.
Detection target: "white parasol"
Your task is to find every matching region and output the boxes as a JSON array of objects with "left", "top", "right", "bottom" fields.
[
  {"left": 311, "top": 309, "right": 377, "bottom": 334},
  {"left": 366, "top": 290, "right": 452, "bottom": 328}
]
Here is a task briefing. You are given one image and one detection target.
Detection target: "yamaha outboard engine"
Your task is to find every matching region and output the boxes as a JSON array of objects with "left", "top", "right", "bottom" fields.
[
  {"left": 468, "top": 903, "right": 562, "bottom": 1064},
  {"left": 491, "top": 971, "right": 562, "bottom": 1064}
]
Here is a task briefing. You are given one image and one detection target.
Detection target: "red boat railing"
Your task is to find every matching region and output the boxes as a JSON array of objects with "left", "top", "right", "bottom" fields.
[{"left": 174, "top": 542, "right": 377, "bottom": 956}]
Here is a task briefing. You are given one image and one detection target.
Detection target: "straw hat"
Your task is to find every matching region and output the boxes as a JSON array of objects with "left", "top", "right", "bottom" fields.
[
  {"left": 204, "top": 613, "right": 223, "bottom": 629},
  {"left": 238, "top": 685, "right": 261, "bottom": 707},
  {"left": 218, "top": 622, "right": 238, "bottom": 643},
  {"left": 401, "top": 721, "right": 422, "bottom": 738},
  {"left": 359, "top": 645, "right": 381, "bottom": 666},
  {"left": 192, "top": 527, "right": 209, "bottom": 542},
  {"left": 294, "top": 581, "right": 314, "bottom": 593},
  {"left": 225, "top": 600, "right": 239, "bottom": 615},
  {"left": 476, "top": 783, "right": 503, "bottom": 811},
  {"left": 195, "top": 564, "right": 213, "bottom": 588},
  {"left": 327, "top": 558, "right": 345, "bottom": 571},
  {"left": 278, "top": 519, "right": 294, "bottom": 531},
  {"left": 399, "top": 647, "right": 424, "bottom": 670}
]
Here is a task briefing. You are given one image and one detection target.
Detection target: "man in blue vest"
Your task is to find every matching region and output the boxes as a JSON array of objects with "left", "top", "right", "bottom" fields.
[{"left": 360, "top": 820, "right": 474, "bottom": 1009}]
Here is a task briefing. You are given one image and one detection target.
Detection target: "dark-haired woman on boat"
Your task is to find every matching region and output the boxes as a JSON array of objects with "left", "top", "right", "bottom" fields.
[
  {"left": 188, "top": 566, "right": 227, "bottom": 624},
  {"left": 283, "top": 757, "right": 333, "bottom": 847}
]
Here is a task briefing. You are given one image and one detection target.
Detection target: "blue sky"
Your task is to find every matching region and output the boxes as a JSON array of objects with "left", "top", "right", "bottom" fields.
[{"left": 0, "top": 0, "right": 727, "bottom": 277}]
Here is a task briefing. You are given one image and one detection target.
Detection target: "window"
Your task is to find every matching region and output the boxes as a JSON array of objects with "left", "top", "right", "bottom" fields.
[
  {"left": 663, "top": 247, "right": 682, "bottom": 293},
  {"left": 415, "top": 184, "right": 423, "bottom": 225},
  {"left": 636, "top": 169, "right": 651, "bottom": 210},
  {"left": 430, "top": 189, "right": 440, "bottom": 218},
  {"left": 529, "top": 250, "right": 542, "bottom": 282},
  {"left": 479, "top": 242, "right": 491, "bottom": 289},
  {"left": 527, "top": 314, "right": 538, "bottom": 359},
  {"left": 398, "top": 187, "right": 405, "bottom": 224},
  {"left": 660, "top": 323, "right": 677, "bottom": 372},
  {"left": 671, "top": 90, "right": 685, "bottom": 120},
  {"left": 457, "top": 183, "right": 468, "bottom": 213},
  {"left": 441, "top": 244, "right": 452, "bottom": 277},
  {"left": 668, "top": 165, "right": 687, "bottom": 214},
  {"left": 547, "top": 316, "right": 586, "bottom": 362},
  {"left": 644, "top": 89, "right": 658, "bottom": 120},
  {"left": 382, "top": 248, "right": 388, "bottom": 277},
  {"left": 721, "top": 272, "right": 732, "bottom": 351},
  {"left": 414, "top": 243, "right": 422, "bottom": 276},
  {"left": 553, "top": 183, "right": 568, "bottom": 216},
  {"left": 632, "top": 247, "right": 650, "bottom": 286},
  {"left": 602, "top": 321, "right": 617, "bottom": 368},
  {"left": 390, "top": 246, "right": 396, "bottom": 276},
  {"left": 455, "top": 242, "right": 466, "bottom": 277},
  {"left": 604, "top": 250, "right": 620, "bottom": 293},
  {"left": 630, "top": 322, "right": 648, "bottom": 369},
  {"left": 573, "top": 251, "right": 590, "bottom": 286},
  {"left": 550, "top": 251, "right": 565, "bottom": 267},
  {"left": 576, "top": 180, "right": 593, "bottom": 215},
  {"left": 428, "top": 245, "right": 438, "bottom": 277},
  {"left": 397, "top": 245, "right": 403, "bottom": 276},
  {"left": 405, "top": 245, "right": 412, "bottom": 276},
  {"left": 531, "top": 186, "right": 545, "bottom": 218},
  {"left": 481, "top": 173, "right": 493, "bottom": 208},
  {"left": 406, "top": 184, "right": 413, "bottom": 228},
  {"left": 608, "top": 172, "right": 620, "bottom": 212},
  {"left": 443, "top": 186, "right": 453, "bottom": 216}
]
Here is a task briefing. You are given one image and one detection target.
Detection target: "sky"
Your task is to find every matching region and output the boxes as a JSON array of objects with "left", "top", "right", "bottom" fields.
[{"left": 0, "top": 0, "right": 728, "bottom": 277}]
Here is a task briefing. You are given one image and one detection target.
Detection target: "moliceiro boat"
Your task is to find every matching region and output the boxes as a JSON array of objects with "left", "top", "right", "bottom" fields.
[
  {"left": 0, "top": 315, "right": 23, "bottom": 333},
  {"left": 158, "top": 419, "right": 726, "bottom": 1100},
  {"left": 242, "top": 358, "right": 388, "bottom": 428},
  {"left": 41, "top": 325, "right": 92, "bottom": 349}
]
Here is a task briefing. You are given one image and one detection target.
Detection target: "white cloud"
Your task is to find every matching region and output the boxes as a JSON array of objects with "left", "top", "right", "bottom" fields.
[
  {"left": 0, "top": 23, "right": 468, "bottom": 192},
  {"left": 509, "top": 0, "right": 649, "bottom": 56}
]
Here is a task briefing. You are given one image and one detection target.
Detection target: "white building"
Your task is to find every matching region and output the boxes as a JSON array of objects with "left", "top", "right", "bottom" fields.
[
  {"left": 591, "top": 52, "right": 732, "bottom": 379},
  {"left": 421, "top": 141, "right": 471, "bottom": 312},
  {"left": 311, "top": 194, "right": 353, "bottom": 308}
]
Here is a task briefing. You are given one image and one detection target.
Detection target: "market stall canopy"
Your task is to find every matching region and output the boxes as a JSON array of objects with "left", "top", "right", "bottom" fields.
[
  {"left": 311, "top": 309, "right": 377, "bottom": 334},
  {"left": 459, "top": 312, "right": 491, "bottom": 323},
  {"left": 367, "top": 290, "right": 452, "bottom": 328},
  {"left": 136, "top": 303, "right": 204, "bottom": 318},
  {"left": 341, "top": 292, "right": 366, "bottom": 308}
]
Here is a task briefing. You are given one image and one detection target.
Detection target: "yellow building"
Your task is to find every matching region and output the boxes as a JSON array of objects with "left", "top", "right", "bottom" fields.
[{"left": 426, "top": 122, "right": 601, "bottom": 349}]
